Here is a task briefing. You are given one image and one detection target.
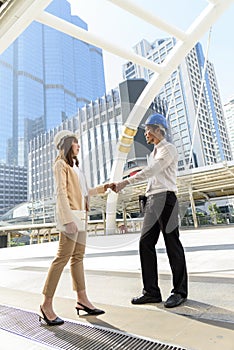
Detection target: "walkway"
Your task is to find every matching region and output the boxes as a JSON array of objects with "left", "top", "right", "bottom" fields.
[{"left": 0, "top": 226, "right": 233, "bottom": 349}]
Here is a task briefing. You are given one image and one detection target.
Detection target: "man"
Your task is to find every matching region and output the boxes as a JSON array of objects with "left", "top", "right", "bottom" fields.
[{"left": 113, "top": 113, "right": 188, "bottom": 308}]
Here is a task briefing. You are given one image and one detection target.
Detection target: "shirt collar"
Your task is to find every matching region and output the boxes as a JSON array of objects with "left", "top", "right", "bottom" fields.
[{"left": 155, "top": 138, "right": 167, "bottom": 149}]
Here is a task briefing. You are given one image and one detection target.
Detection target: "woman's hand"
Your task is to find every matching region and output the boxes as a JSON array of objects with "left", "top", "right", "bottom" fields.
[
  {"left": 111, "top": 180, "right": 129, "bottom": 193},
  {"left": 65, "top": 221, "right": 78, "bottom": 234},
  {"left": 104, "top": 183, "right": 116, "bottom": 192}
]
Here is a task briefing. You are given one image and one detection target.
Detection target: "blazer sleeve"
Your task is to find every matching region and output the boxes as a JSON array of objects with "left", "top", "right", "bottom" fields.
[
  {"left": 54, "top": 159, "right": 73, "bottom": 225},
  {"left": 88, "top": 185, "right": 106, "bottom": 197}
]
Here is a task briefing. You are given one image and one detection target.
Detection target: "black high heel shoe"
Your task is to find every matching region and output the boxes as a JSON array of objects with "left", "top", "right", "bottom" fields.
[
  {"left": 75, "top": 302, "right": 105, "bottom": 316},
  {"left": 39, "top": 306, "right": 64, "bottom": 326}
]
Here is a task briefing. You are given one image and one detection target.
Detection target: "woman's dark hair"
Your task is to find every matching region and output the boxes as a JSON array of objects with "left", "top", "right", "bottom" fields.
[{"left": 62, "top": 137, "right": 79, "bottom": 167}]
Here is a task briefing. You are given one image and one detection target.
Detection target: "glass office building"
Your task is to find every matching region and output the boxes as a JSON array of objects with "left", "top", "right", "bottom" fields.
[
  {"left": 0, "top": 163, "right": 27, "bottom": 216},
  {"left": 123, "top": 38, "right": 232, "bottom": 170},
  {"left": 223, "top": 97, "right": 234, "bottom": 158},
  {"left": 0, "top": 0, "right": 106, "bottom": 167}
]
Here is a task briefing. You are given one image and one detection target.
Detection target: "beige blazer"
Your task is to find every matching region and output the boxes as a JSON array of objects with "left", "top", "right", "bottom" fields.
[{"left": 54, "top": 158, "right": 105, "bottom": 226}]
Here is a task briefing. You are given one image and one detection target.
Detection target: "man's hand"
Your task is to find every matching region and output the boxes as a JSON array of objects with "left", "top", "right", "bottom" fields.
[
  {"left": 104, "top": 183, "right": 116, "bottom": 192},
  {"left": 108, "top": 182, "right": 121, "bottom": 193},
  {"left": 109, "top": 183, "right": 117, "bottom": 192},
  {"left": 65, "top": 221, "right": 78, "bottom": 234},
  {"left": 105, "top": 180, "right": 129, "bottom": 193}
]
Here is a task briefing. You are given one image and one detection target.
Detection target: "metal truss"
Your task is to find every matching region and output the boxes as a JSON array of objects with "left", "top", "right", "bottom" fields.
[{"left": 0, "top": 0, "right": 233, "bottom": 232}]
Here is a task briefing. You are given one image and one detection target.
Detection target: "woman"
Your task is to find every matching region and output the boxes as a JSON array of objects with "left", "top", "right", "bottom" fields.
[{"left": 39, "top": 130, "right": 108, "bottom": 326}]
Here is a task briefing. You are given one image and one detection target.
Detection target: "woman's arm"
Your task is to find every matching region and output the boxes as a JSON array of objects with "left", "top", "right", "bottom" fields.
[
  {"left": 88, "top": 184, "right": 107, "bottom": 197},
  {"left": 54, "top": 160, "right": 73, "bottom": 225}
]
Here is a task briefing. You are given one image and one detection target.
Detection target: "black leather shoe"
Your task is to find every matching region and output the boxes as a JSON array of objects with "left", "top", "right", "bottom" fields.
[
  {"left": 131, "top": 294, "right": 162, "bottom": 305},
  {"left": 164, "top": 293, "right": 186, "bottom": 308},
  {"left": 39, "top": 306, "right": 64, "bottom": 326},
  {"left": 76, "top": 302, "right": 105, "bottom": 316}
]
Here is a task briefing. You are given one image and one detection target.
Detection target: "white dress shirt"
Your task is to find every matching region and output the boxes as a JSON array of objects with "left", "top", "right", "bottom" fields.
[
  {"left": 73, "top": 162, "right": 89, "bottom": 209},
  {"left": 73, "top": 164, "right": 89, "bottom": 197},
  {"left": 127, "top": 139, "right": 178, "bottom": 196}
]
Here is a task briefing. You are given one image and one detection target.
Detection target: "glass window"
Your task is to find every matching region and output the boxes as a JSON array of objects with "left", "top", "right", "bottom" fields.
[
  {"left": 177, "top": 109, "right": 184, "bottom": 117},
  {"left": 171, "top": 119, "right": 177, "bottom": 127},
  {"left": 182, "top": 136, "right": 189, "bottom": 144}
]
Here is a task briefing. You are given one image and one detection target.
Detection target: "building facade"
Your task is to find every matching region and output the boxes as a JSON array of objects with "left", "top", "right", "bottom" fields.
[
  {"left": 0, "top": 0, "right": 106, "bottom": 167},
  {"left": 223, "top": 97, "right": 234, "bottom": 158},
  {"left": 28, "top": 79, "right": 166, "bottom": 208},
  {"left": 0, "top": 163, "right": 27, "bottom": 216},
  {"left": 123, "top": 38, "right": 232, "bottom": 170}
]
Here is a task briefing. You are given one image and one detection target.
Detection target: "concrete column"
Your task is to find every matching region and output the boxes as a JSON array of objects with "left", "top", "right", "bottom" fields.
[
  {"left": 189, "top": 186, "right": 198, "bottom": 228},
  {"left": 123, "top": 207, "right": 127, "bottom": 227},
  {"left": 102, "top": 210, "right": 106, "bottom": 235},
  {"left": 7, "top": 232, "right": 11, "bottom": 247}
]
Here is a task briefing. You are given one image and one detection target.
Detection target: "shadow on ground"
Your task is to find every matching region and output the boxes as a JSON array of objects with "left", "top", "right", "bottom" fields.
[{"left": 154, "top": 299, "right": 234, "bottom": 330}]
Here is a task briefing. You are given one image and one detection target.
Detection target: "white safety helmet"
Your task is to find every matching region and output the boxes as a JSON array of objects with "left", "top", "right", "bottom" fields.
[{"left": 54, "top": 130, "right": 78, "bottom": 150}]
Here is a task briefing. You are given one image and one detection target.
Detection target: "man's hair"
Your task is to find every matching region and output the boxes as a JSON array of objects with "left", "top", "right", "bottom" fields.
[{"left": 149, "top": 125, "right": 165, "bottom": 137}]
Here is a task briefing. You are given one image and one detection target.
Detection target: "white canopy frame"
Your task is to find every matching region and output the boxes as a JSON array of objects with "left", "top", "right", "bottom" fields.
[
  {"left": 105, "top": 0, "right": 234, "bottom": 233},
  {"left": 0, "top": 0, "right": 233, "bottom": 232}
]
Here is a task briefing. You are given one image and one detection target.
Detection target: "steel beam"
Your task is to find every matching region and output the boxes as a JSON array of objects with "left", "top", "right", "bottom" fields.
[
  {"left": 35, "top": 11, "right": 162, "bottom": 74},
  {"left": 106, "top": 0, "right": 234, "bottom": 233},
  {"left": 107, "top": 0, "right": 187, "bottom": 41},
  {"left": 0, "top": 0, "right": 52, "bottom": 55}
]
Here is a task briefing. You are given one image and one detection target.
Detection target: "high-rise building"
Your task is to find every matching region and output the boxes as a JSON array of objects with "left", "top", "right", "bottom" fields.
[
  {"left": 0, "top": 0, "right": 106, "bottom": 167},
  {"left": 223, "top": 97, "right": 234, "bottom": 158},
  {"left": 123, "top": 38, "right": 232, "bottom": 170}
]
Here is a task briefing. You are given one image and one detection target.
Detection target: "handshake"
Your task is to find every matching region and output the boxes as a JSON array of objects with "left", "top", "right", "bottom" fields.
[{"left": 104, "top": 179, "right": 129, "bottom": 193}]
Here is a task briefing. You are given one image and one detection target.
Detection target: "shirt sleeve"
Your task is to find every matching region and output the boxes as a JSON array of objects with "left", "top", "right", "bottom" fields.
[{"left": 127, "top": 143, "right": 177, "bottom": 185}]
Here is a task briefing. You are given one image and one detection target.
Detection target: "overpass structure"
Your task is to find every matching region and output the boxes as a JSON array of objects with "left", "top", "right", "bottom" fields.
[
  {"left": 0, "top": 0, "right": 234, "bottom": 233},
  {"left": 0, "top": 160, "right": 234, "bottom": 246},
  {"left": 91, "top": 160, "right": 234, "bottom": 228},
  {"left": 0, "top": 221, "right": 58, "bottom": 246}
]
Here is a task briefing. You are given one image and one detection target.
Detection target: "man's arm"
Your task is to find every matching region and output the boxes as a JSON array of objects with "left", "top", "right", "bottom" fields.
[
  {"left": 112, "top": 144, "right": 177, "bottom": 192},
  {"left": 128, "top": 144, "right": 177, "bottom": 185}
]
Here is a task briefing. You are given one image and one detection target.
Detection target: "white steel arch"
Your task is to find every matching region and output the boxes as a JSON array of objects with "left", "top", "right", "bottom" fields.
[
  {"left": 0, "top": 0, "right": 52, "bottom": 55},
  {"left": 105, "top": 0, "right": 234, "bottom": 233},
  {"left": 0, "top": 0, "right": 233, "bottom": 233}
]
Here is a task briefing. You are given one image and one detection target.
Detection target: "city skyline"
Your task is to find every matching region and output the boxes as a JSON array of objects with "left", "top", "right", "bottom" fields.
[
  {"left": 0, "top": 0, "right": 106, "bottom": 215},
  {"left": 69, "top": 0, "right": 234, "bottom": 103}
]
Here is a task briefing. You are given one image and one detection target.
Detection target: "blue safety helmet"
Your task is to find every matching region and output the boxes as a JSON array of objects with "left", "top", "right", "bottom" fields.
[{"left": 145, "top": 113, "right": 168, "bottom": 130}]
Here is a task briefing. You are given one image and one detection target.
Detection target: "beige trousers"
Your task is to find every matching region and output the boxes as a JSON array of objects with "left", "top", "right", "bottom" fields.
[{"left": 42, "top": 231, "right": 86, "bottom": 298}]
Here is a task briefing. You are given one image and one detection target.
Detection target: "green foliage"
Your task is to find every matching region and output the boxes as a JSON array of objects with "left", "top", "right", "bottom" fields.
[
  {"left": 208, "top": 203, "right": 225, "bottom": 224},
  {"left": 9, "top": 241, "right": 25, "bottom": 247}
]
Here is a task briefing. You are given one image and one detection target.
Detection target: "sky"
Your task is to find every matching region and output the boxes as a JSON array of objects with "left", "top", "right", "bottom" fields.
[{"left": 68, "top": 0, "right": 234, "bottom": 104}]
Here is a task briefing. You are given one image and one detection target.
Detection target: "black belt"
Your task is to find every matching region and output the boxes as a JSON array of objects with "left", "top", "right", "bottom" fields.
[{"left": 148, "top": 191, "right": 175, "bottom": 198}]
